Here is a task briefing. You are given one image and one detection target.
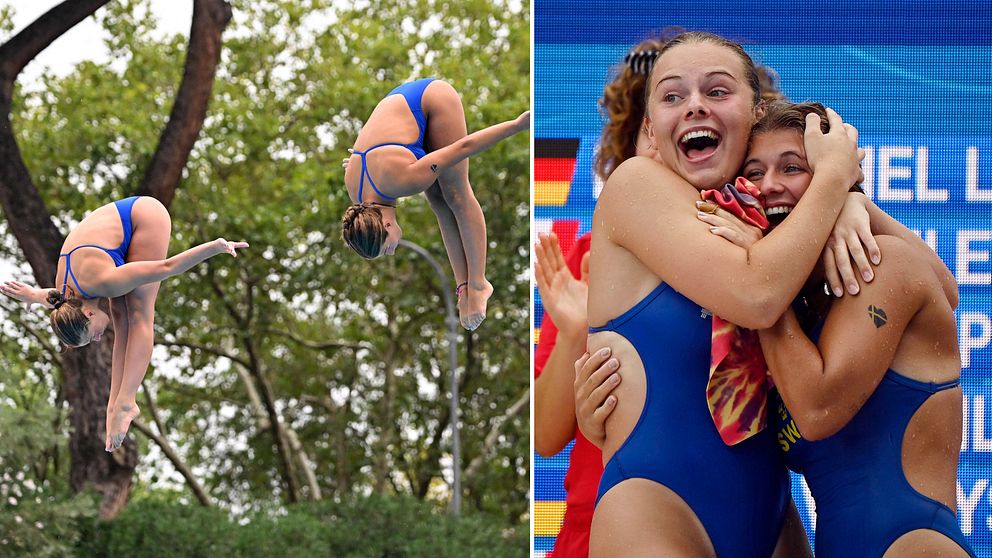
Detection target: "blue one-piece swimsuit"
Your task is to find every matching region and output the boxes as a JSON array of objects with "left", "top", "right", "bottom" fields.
[
  {"left": 772, "top": 332, "right": 976, "bottom": 556},
  {"left": 591, "top": 282, "right": 788, "bottom": 557},
  {"left": 59, "top": 196, "right": 140, "bottom": 299},
  {"left": 353, "top": 78, "right": 435, "bottom": 203}
]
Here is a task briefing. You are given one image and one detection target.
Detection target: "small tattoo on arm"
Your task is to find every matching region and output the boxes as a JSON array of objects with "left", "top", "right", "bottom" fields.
[
  {"left": 868, "top": 305, "right": 888, "bottom": 328},
  {"left": 430, "top": 164, "right": 438, "bottom": 173}
]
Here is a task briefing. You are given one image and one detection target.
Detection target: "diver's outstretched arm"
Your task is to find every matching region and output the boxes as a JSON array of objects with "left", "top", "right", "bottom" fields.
[
  {"left": 1, "top": 280, "right": 56, "bottom": 308},
  {"left": 396, "top": 111, "right": 529, "bottom": 190},
  {"left": 93, "top": 238, "right": 249, "bottom": 298}
]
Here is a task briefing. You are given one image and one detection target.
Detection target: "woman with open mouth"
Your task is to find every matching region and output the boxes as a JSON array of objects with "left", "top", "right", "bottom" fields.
[
  {"left": 739, "top": 101, "right": 971, "bottom": 557},
  {"left": 580, "top": 31, "right": 862, "bottom": 557}
]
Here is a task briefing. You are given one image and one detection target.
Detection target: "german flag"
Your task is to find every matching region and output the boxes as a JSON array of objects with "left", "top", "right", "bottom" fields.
[{"left": 534, "top": 138, "right": 580, "bottom": 206}]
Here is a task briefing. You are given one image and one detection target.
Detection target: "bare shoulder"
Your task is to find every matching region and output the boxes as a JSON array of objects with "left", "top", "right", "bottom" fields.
[
  {"left": 855, "top": 235, "right": 941, "bottom": 299},
  {"left": 872, "top": 235, "right": 932, "bottom": 277},
  {"left": 599, "top": 156, "right": 695, "bottom": 211}
]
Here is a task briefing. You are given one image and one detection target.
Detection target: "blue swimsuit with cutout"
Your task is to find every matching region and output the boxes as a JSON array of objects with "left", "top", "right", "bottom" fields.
[
  {"left": 353, "top": 78, "right": 435, "bottom": 202},
  {"left": 774, "top": 373, "right": 975, "bottom": 556},
  {"left": 59, "top": 196, "right": 140, "bottom": 299},
  {"left": 590, "top": 282, "right": 788, "bottom": 557}
]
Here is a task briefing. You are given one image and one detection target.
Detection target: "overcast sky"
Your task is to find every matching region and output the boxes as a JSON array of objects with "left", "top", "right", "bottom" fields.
[
  {"left": 0, "top": 1, "right": 191, "bottom": 277},
  {"left": 3, "top": 0, "right": 192, "bottom": 83}
]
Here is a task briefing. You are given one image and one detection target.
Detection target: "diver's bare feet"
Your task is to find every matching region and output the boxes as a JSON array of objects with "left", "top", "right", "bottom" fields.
[
  {"left": 107, "top": 402, "right": 140, "bottom": 452},
  {"left": 105, "top": 407, "right": 114, "bottom": 452},
  {"left": 457, "top": 282, "right": 469, "bottom": 326},
  {"left": 459, "top": 280, "right": 493, "bottom": 331}
]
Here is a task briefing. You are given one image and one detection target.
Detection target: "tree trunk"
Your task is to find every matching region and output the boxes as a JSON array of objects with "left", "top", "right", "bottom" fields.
[
  {"left": 0, "top": 0, "right": 231, "bottom": 519},
  {"left": 138, "top": 0, "right": 232, "bottom": 205}
]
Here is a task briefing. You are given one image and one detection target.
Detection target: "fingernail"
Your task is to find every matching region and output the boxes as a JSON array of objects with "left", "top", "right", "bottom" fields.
[
  {"left": 607, "top": 396, "right": 616, "bottom": 405},
  {"left": 598, "top": 347, "right": 610, "bottom": 357},
  {"left": 697, "top": 212, "right": 706, "bottom": 218},
  {"left": 695, "top": 200, "right": 703, "bottom": 208},
  {"left": 832, "top": 285, "right": 843, "bottom": 297},
  {"left": 609, "top": 373, "right": 620, "bottom": 383},
  {"left": 607, "top": 359, "right": 618, "bottom": 369},
  {"left": 863, "top": 269, "right": 873, "bottom": 281},
  {"left": 871, "top": 254, "right": 880, "bottom": 265},
  {"left": 709, "top": 227, "right": 718, "bottom": 233},
  {"left": 848, "top": 282, "right": 859, "bottom": 295}
]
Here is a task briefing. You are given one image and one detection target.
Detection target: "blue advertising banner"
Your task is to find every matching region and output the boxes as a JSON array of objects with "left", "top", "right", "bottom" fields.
[{"left": 533, "top": 2, "right": 992, "bottom": 556}]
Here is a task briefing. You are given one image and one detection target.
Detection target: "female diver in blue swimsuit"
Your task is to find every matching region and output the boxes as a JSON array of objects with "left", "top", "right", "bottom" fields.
[
  {"left": 1, "top": 196, "right": 248, "bottom": 452},
  {"left": 341, "top": 78, "right": 529, "bottom": 331},
  {"left": 741, "top": 102, "right": 972, "bottom": 557},
  {"left": 581, "top": 32, "right": 861, "bottom": 557}
]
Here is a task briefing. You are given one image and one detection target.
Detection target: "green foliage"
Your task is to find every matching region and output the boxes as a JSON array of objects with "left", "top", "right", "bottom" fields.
[
  {"left": 0, "top": 298, "right": 97, "bottom": 557},
  {"left": 76, "top": 494, "right": 524, "bottom": 558},
  {"left": 2, "top": 0, "right": 529, "bottom": 549},
  {"left": 78, "top": 496, "right": 235, "bottom": 558}
]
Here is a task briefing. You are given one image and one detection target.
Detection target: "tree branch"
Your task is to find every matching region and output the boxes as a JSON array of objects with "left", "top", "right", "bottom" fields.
[
  {"left": 2, "top": 301, "right": 59, "bottom": 366},
  {"left": 301, "top": 394, "right": 339, "bottom": 415},
  {"left": 236, "top": 280, "right": 300, "bottom": 502},
  {"left": 141, "top": 380, "right": 169, "bottom": 438},
  {"left": 0, "top": 0, "right": 111, "bottom": 100},
  {"left": 130, "top": 418, "right": 212, "bottom": 507},
  {"left": 205, "top": 267, "right": 245, "bottom": 327},
  {"left": 263, "top": 328, "right": 373, "bottom": 353},
  {"left": 284, "top": 427, "right": 321, "bottom": 501},
  {"left": 463, "top": 387, "right": 529, "bottom": 484},
  {"left": 160, "top": 339, "right": 251, "bottom": 369}
]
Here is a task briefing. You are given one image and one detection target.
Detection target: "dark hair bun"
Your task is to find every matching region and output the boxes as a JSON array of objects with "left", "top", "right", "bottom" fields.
[
  {"left": 46, "top": 289, "right": 66, "bottom": 309},
  {"left": 342, "top": 204, "right": 364, "bottom": 228}
]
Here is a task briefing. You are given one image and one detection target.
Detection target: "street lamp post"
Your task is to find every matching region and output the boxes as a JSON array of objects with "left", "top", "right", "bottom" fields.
[{"left": 398, "top": 239, "right": 461, "bottom": 516}]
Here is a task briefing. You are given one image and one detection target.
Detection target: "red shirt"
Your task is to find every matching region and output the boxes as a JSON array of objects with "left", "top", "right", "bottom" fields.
[{"left": 535, "top": 232, "right": 601, "bottom": 558}]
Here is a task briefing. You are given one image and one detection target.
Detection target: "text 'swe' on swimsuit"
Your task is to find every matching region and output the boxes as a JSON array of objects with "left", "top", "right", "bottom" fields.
[
  {"left": 59, "top": 196, "right": 140, "bottom": 300},
  {"left": 353, "top": 78, "right": 435, "bottom": 203},
  {"left": 589, "top": 281, "right": 788, "bottom": 558},
  {"left": 773, "top": 315, "right": 976, "bottom": 558}
]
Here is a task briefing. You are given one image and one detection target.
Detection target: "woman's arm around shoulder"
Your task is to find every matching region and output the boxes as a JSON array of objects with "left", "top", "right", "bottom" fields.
[{"left": 596, "top": 153, "right": 854, "bottom": 329}]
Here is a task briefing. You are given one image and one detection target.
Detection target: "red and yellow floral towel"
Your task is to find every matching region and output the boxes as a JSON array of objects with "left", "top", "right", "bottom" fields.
[{"left": 701, "top": 177, "right": 771, "bottom": 446}]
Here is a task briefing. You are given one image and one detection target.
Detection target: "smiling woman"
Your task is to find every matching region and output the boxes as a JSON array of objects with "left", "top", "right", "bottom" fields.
[
  {"left": 1, "top": 195, "right": 247, "bottom": 452},
  {"left": 582, "top": 31, "right": 860, "bottom": 557}
]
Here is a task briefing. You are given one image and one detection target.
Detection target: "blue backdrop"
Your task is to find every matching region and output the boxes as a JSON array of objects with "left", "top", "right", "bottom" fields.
[{"left": 533, "top": 1, "right": 992, "bottom": 556}]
